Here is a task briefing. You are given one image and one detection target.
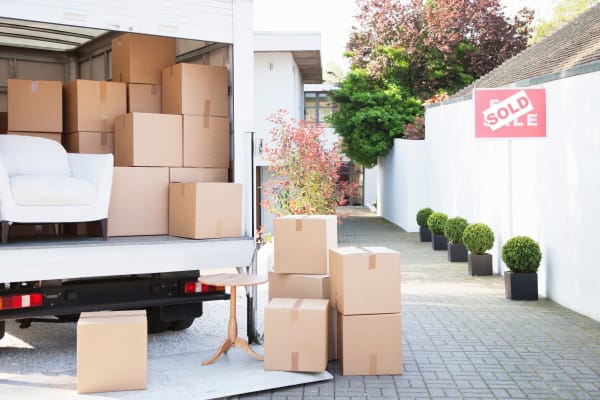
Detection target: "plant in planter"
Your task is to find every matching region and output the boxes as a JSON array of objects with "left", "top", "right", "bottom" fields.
[
  {"left": 502, "top": 236, "right": 542, "bottom": 300},
  {"left": 416, "top": 207, "right": 433, "bottom": 242},
  {"left": 427, "top": 212, "right": 448, "bottom": 250},
  {"left": 462, "top": 223, "right": 494, "bottom": 275},
  {"left": 444, "top": 217, "right": 468, "bottom": 262}
]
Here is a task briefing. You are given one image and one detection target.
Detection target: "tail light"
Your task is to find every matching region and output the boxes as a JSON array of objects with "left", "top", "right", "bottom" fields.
[
  {"left": 183, "top": 281, "right": 225, "bottom": 294},
  {"left": 0, "top": 293, "right": 43, "bottom": 310}
]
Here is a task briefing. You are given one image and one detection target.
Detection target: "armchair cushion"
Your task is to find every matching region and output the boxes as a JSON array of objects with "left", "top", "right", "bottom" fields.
[
  {"left": 10, "top": 175, "right": 97, "bottom": 206},
  {"left": 0, "top": 135, "right": 72, "bottom": 177}
]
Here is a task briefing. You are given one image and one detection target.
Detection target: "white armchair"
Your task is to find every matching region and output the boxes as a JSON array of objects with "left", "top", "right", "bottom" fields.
[{"left": 0, "top": 134, "right": 113, "bottom": 243}]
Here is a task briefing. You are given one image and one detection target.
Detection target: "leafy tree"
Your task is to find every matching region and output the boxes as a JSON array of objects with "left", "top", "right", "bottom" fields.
[{"left": 531, "top": 0, "right": 595, "bottom": 44}]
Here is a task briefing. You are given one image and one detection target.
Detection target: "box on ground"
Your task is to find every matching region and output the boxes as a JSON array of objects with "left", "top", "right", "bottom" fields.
[
  {"left": 338, "top": 313, "right": 403, "bottom": 376},
  {"left": 264, "top": 298, "right": 329, "bottom": 372},
  {"left": 329, "top": 246, "right": 401, "bottom": 315},
  {"left": 115, "top": 112, "right": 182, "bottom": 167},
  {"left": 273, "top": 215, "right": 337, "bottom": 275},
  {"left": 183, "top": 115, "right": 229, "bottom": 168},
  {"left": 168, "top": 182, "right": 242, "bottom": 239},
  {"left": 169, "top": 167, "right": 228, "bottom": 183},
  {"left": 108, "top": 167, "right": 169, "bottom": 237},
  {"left": 63, "top": 80, "right": 126, "bottom": 133},
  {"left": 77, "top": 310, "right": 147, "bottom": 394},
  {"left": 162, "top": 63, "right": 229, "bottom": 117},
  {"left": 7, "top": 79, "right": 62, "bottom": 132},
  {"left": 112, "top": 33, "right": 175, "bottom": 84},
  {"left": 0, "top": 111, "right": 7, "bottom": 133},
  {"left": 127, "top": 83, "right": 161, "bottom": 113},
  {"left": 64, "top": 132, "right": 114, "bottom": 154},
  {"left": 6, "top": 132, "right": 62, "bottom": 143}
]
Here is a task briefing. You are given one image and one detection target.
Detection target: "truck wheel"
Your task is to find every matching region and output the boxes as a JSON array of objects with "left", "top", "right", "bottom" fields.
[
  {"left": 0, "top": 321, "right": 5, "bottom": 340},
  {"left": 169, "top": 318, "right": 195, "bottom": 331},
  {"left": 146, "top": 307, "right": 169, "bottom": 334}
]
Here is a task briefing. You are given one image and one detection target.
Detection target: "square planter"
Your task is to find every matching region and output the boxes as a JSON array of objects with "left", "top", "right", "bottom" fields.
[
  {"left": 505, "top": 271, "right": 538, "bottom": 300},
  {"left": 419, "top": 226, "right": 432, "bottom": 242},
  {"left": 468, "top": 253, "right": 492, "bottom": 276},
  {"left": 431, "top": 234, "right": 448, "bottom": 250},
  {"left": 448, "top": 243, "right": 467, "bottom": 262}
]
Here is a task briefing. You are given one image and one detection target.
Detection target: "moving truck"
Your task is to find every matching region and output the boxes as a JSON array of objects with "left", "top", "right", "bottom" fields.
[{"left": 0, "top": 1, "right": 257, "bottom": 340}]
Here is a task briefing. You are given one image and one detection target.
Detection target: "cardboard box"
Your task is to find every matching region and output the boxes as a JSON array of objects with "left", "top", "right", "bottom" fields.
[
  {"left": 183, "top": 115, "right": 229, "bottom": 168},
  {"left": 329, "top": 246, "right": 401, "bottom": 315},
  {"left": 6, "top": 132, "right": 62, "bottom": 143},
  {"left": 112, "top": 33, "right": 176, "bottom": 84},
  {"left": 127, "top": 83, "right": 161, "bottom": 113},
  {"left": 169, "top": 182, "right": 242, "bottom": 239},
  {"left": 64, "top": 132, "right": 114, "bottom": 154},
  {"left": 338, "top": 313, "right": 403, "bottom": 376},
  {"left": 169, "top": 167, "right": 228, "bottom": 183},
  {"left": 63, "top": 80, "right": 126, "bottom": 133},
  {"left": 114, "top": 113, "right": 182, "bottom": 167},
  {"left": 108, "top": 167, "right": 169, "bottom": 237},
  {"left": 0, "top": 111, "right": 7, "bottom": 133},
  {"left": 77, "top": 310, "right": 147, "bottom": 393},
  {"left": 162, "top": 63, "right": 229, "bottom": 117},
  {"left": 273, "top": 215, "right": 337, "bottom": 275},
  {"left": 264, "top": 298, "right": 329, "bottom": 372},
  {"left": 7, "top": 79, "right": 62, "bottom": 132}
]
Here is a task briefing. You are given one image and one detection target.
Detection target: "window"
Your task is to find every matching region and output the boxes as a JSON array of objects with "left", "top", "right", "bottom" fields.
[{"left": 304, "top": 92, "right": 336, "bottom": 124}]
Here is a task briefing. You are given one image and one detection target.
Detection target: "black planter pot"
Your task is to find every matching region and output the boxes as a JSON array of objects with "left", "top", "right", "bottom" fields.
[
  {"left": 431, "top": 234, "right": 448, "bottom": 250},
  {"left": 468, "top": 253, "right": 493, "bottom": 276},
  {"left": 419, "top": 226, "right": 432, "bottom": 242},
  {"left": 505, "top": 271, "right": 538, "bottom": 300},
  {"left": 448, "top": 243, "right": 468, "bottom": 262}
]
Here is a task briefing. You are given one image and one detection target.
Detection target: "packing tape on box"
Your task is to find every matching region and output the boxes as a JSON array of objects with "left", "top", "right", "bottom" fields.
[
  {"left": 30, "top": 81, "right": 38, "bottom": 93},
  {"left": 101, "top": 119, "right": 108, "bottom": 133},
  {"left": 359, "top": 247, "right": 377, "bottom": 269},
  {"left": 203, "top": 100, "right": 211, "bottom": 118},
  {"left": 291, "top": 298, "right": 303, "bottom": 323},
  {"left": 100, "top": 81, "right": 107, "bottom": 100},
  {"left": 101, "top": 132, "right": 107, "bottom": 146},
  {"left": 203, "top": 114, "right": 210, "bottom": 129},
  {"left": 295, "top": 219, "right": 303, "bottom": 232},
  {"left": 291, "top": 351, "right": 299, "bottom": 371},
  {"left": 369, "top": 354, "right": 378, "bottom": 374}
]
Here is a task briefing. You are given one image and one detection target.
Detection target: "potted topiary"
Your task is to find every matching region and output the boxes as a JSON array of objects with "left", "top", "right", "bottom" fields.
[
  {"left": 416, "top": 207, "right": 433, "bottom": 242},
  {"left": 427, "top": 212, "right": 448, "bottom": 250},
  {"left": 502, "top": 236, "right": 542, "bottom": 300},
  {"left": 444, "top": 217, "right": 468, "bottom": 262},
  {"left": 462, "top": 223, "right": 494, "bottom": 275}
]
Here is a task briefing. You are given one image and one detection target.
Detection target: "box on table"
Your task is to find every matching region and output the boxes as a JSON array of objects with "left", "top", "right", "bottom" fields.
[
  {"left": 108, "top": 167, "right": 169, "bottom": 237},
  {"left": 338, "top": 313, "right": 403, "bottom": 376},
  {"left": 162, "top": 63, "right": 229, "bottom": 117},
  {"left": 169, "top": 167, "right": 228, "bottom": 183},
  {"left": 168, "top": 182, "right": 242, "bottom": 239},
  {"left": 63, "top": 80, "right": 126, "bottom": 133},
  {"left": 64, "top": 132, "right": 114, "bottom": 154},
  {"left": 77, "top": 310, "right": 147, "bottom": 394},
  {"left": 182, "top": 115, "right": 229, "bottom": 168},
  {"left": 114, "top": 112, "right": 182, "bottom": 167},
  {"left": 7, "top": 79, "right": 62, "bottom": 132},
  {"left": 264, "top": 298, "right": 329, "bottom": 372},
  {"left": 6, "top": 132, "right": 62, "bottom": 143},
  {"left": 112, "top": 33, "right": 176, "bottom": 84},
  {"left": 0, "top": 111, "right": 7, "bottom": 133},
  {"left": 329, "top": 246, "right": 401, "bottom": 315},
  {"left": 127, "top": 83, "right": 161, "bottom": 113},
  {"left": 273, "top": 215, "right": 337, "bottom": 275}
]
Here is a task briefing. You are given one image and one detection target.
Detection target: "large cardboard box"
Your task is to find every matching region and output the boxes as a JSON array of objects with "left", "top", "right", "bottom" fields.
[
  {"left": 114, "top": 113, "right": 182, "bottom": 167},
  {"left": 182, "top": 115, "right": 229, "bottom": 168},
  {"left": 329, "top": 246, "right": 401, "bottom": 315},
  {"left": 273, "top": 215, "right": 337, "bottom": 275},
  {"left": 77, "top": 310, "right": 147, "bottom": 393},
  {"left": 64, "top": 132, "right": 114, "bottom": 154},
  {"left": 0, "top": 111, "right": 7, "bottom": 133},
  {"left": 264, "top": 298, "right": 329, "bottom": 372},
  {"left": 127, "top": 83, "right": 161, "bottom": 113},
  {"left": 112, "top": 33, "right": 176, "bottom": 84},
  {"left": 7, "top": 132, "right": 62, "bottom": 143},
  {"left": 108, "top": 167, "right": 169, "bottom": 237},
  {"left": 63, "top": 80, "right": 126, "bottom": 133},
  {"left": 169, "top": 167, "right": 228, "bottom": 183},
  {"left": 169, "top": 182, "right": 242, "bottom": 239},
  {"left": 162, "top": 63, "right": 229, "bottom": 117},
  {"left": 7, "top": 79, "right": 62, "bottom": 132},
  {"left": 338, "top": 313, "right": 403, "bottom": 376}
]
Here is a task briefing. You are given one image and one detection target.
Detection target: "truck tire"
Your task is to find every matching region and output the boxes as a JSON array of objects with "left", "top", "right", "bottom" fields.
[
  {"left": 169, "top": 318, "right": 195, "bottom": 331},
  {"left": 0, "top": 321, "right": 5, "bottom": 340}
]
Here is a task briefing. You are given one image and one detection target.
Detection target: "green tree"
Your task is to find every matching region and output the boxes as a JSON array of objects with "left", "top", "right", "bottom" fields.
[{"left": 531, "top": 0, "right": 596, "bottom": 44}]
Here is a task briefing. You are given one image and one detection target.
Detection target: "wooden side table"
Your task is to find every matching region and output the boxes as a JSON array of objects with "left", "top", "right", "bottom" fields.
[{"left": 198, "top": 273, "right": 268, "bottom": 365}]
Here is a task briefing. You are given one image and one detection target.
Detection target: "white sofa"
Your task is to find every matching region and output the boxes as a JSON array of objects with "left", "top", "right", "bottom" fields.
[{"left": 0, "top": 135, "right": 113, "bottom": 243}]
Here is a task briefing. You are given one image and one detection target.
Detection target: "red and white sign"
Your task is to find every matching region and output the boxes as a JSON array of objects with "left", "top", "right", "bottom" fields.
[{"left": 474, "top": 88, "right": 546, "bottom": 138}]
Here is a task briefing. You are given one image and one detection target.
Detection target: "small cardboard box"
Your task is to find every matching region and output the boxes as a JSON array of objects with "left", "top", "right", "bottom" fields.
[
  {"left": 273, "top": 215, "right": 337, "bottom": 275},
  {"left": 64, "top": 132, "right": 114, "bottom": 154},
  {"left": 168, "top": 182, "right": 242, "bottom": 239},
  {"left": 264, "top": 298, "right": 329, "bottom": 372},
  {"left": 7, "top": 132, "right": 62, "bottom": 143},
  {"left": 162, "top": 63, "right": 229, "bottom": 117},
  {"left": 183, "top": 115, "right": 230, "bottom": 168},
  {"left": 63, "top": 80, "right": 126, "bottom": 133},
  {"left": 329, "top": 246, "right": 401, "bottom": 315},
  {"left": 112, "top": 33, "right": 176, "bottom": 84},
  {"left": 77, "top": 310, "right": 147, "bottom": 394},
  {"left": 7, "top": 79, "right": 62, "bottom": 132},
  {"left": 169, "top": 167, "right": 228, "bottom": 183},
  {"left": 108, "top": 167, "right": 169, "bottom": 237},
  {"left": 114, "top": 112, "right": 182, "bottom": 167},
  {"left": 338, "top": 313, "right": 403, "bottom": 376},
  {"left": 127, "top": 83, "right": 161, "bottom": 113}
]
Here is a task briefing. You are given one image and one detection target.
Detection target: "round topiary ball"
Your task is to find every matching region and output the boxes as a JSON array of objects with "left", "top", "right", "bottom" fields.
[
  {"left": 444, "top": 217, "right": 468, "bottom": 244},
  {"left": 416, "top": 208, "right": 434, "bottom": 228},
  {"left": 427, "top": 212, "right": 448, "bottom": 235},
  {"left": 462, "top": 223, "right": 494, "bottom": 254},
  {"left": 502, "top": 236, "right": 542, "bottom": 273}
]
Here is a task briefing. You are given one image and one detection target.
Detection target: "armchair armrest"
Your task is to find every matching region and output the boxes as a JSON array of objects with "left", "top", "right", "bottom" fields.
[{"left": 68, "top": 153, "right": 114, "bottom": 214}]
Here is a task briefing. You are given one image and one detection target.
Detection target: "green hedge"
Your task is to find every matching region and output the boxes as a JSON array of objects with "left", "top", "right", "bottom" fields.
[
  {"left": 427, "top": 212, "right": 448, "bottom": 235},
  {"left": 502, "top": 236, "right": 542, "bottom": 273},
  {"left": 462, "top": 223, "right": 494, "bottom": 254},
  {"left": 444, "top": 217, "right": 468, "bottom": 244}
]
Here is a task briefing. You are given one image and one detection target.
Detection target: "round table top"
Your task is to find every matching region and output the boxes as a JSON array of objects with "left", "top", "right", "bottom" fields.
[{"left": 198, "top": 273, "right": 268, "bottom": 287}]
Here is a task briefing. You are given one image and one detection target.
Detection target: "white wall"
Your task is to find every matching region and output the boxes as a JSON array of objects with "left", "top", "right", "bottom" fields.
[
  {"left": 363, "top": 166, "right": 378, "bottom": 205},
  {"left": 380, "top": 69, "right": 600, "bottom": 321}
]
